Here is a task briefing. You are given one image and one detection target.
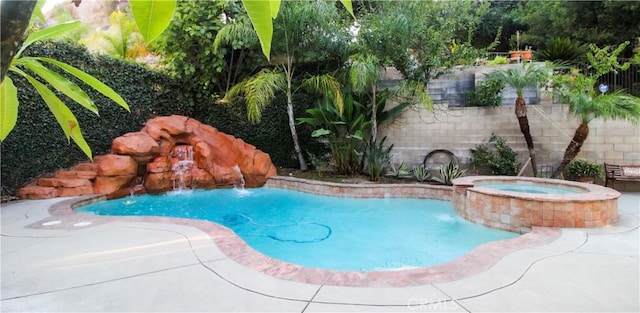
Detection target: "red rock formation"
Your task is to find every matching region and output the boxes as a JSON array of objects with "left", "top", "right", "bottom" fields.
[
  {"left": 19, "top": 115, "right": 277, "bottom": 199},
  {"left": 141, "top": 115, "right": 277, "bottom": 193},
  {"left": 111, "top": 132, "right": 159, "bottom": 163}
]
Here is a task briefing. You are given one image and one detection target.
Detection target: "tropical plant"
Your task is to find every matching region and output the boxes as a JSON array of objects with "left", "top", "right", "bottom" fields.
[
  {"left": 80, "top": 11, "right": 147, "bottom": 60},
  {"left": 485, "top": 62, "right": 549, "bottom": 176},
  {"left": 470, "top": 134, "right": 520, "bottom": 176},
  {"left": 433, "top": 162, "right": 466, "bottom": 185},
  {"left": 212, "top": 11, "right": 260, "bottom": 94},
  {"left": 222, "top": 1, "right": 350, "bottom": 171},
  {"left": 550, "top": 42, "right": 640, "bottom": 178},
  {"left": 0, "top": 0, "right": 173, "bottom": 158},
  {"left": 363, "top": 136, "right": 393, "bottom": 181},
  {"left": 413, "top": 164, "right": 431, "bottom": 183},
  {"left": 535, "top": 37, "right": 587, "bottom": 66},
  {"left": 0, "top": 21, "right": 129, "bottom": 159},
  {"left": 564, "top": 159, "right": 604, "bottom": 181},
  {"left": 155, "top": 1, "right": 252, "bottom": 102},
  {"left": 1, "top": 0, "right": 354, "bottom": 161},
  {"left": 242, "top": 0, "right": 353, "bottom": 60},
  {"left": 386, "top": 161, "right": 412, "bottom": 178},
  {"left": 349, "top": 53, "right": 382, "bottom": 143},
  {"left": 298, "top": 92, "right": 369, "bottom": 175},
  {"left": 465, "top": 79, "right": 505, "bottom": 107}
]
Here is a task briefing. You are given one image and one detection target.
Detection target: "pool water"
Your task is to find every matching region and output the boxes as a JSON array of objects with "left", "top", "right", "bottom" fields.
[
  {"left": 77, "top": 188, "right": 518, "bottom": 271},
  {"left": 476, "top": 183, "right": 583, "bottom": 195}
]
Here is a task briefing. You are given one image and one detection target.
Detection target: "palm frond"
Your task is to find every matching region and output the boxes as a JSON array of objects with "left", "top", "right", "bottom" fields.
[
  {"left": 220, "top": 80, "right": 247, "bottom": 104},
  {"left": 301, "top": 74, "right": 343, "bottom": 114},
  {"left": 588, "top": 90, "right": 640, "bottom": 124},
  {"left": 486, "top": 63, "right": 549, "bottom": 96},
  {"left": 213, "top": 20, "right": 257, "bottom": 53},
  {"left": 243, "top": 69, "right": 286, "bottom": 123},
  {"left": 349, "top": 53, "right": 380, "bottom": 93}
]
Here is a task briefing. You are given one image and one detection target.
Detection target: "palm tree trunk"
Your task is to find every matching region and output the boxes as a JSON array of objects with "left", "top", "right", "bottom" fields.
[
  {"left": 284, "top": 60, "right": 307, "bottom": 171},
  {"left": 552, "top": 122, "right": 589, "bottom": 178},
  {"left": 515, "top": 96, "right": 538, "bottom": 176}
]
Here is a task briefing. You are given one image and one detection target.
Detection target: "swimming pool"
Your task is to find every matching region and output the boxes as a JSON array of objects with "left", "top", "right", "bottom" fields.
[{"left": 78, "top": 187, "right": 518, "bottom": 271}]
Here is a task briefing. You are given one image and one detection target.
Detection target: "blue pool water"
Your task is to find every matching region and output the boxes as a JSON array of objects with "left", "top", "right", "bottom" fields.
[
  {"left": 77, "top": 188, "right": 518, "bottom": 271},
  {"left": 476, "top": 182, "right": 583, "bottom": 195}
]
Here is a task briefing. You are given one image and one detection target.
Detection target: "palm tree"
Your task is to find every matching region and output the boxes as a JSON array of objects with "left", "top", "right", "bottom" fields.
[
  {"left": 486, "top": 63, "right": 550, "bottom": 177},
  {"left": 212, "top": 15, "right": 259, "bottom": 94},
  {"left": 349, "top": 53, "right": 381, "bottom": 143},
  {"left": 550, "top": 43, "right": 640, "bottom": 178},
  {"left": 221, "top": 1, "right": 349, "bottom": 171}
]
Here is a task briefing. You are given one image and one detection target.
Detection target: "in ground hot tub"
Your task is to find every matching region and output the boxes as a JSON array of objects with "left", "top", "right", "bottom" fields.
[{"left": 452, "top": 176, "right": 620, "bottom": 233}]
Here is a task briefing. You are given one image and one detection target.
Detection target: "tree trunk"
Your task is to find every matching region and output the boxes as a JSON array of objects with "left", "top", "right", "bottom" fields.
[
  {"left": 284, "top": 60, "right": 307, "bottom": 171},
  {"left": 552, "top": 122, "right": 589, "bottom": 178},
  {"left": 1, "top": 0, "right": 37, "bottom": 83},
  {"left": 370, "top": 84, "right": 377, "bottom": 143},
  {"left": 515, "top": 96, "right": 538, "bottom": 176}
]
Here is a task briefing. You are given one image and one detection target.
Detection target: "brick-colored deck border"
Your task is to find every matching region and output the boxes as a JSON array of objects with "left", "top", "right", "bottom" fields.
[{"left": 30, "top": 176, "right": 561, "bottom": 287}]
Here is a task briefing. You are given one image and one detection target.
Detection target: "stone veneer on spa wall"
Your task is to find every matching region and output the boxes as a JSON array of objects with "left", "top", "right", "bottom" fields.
[{"left": 452, "top": 176, "right": 621, "bottom": 233}]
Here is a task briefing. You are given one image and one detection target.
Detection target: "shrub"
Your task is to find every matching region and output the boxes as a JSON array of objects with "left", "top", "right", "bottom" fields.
[
  {"left": 487, "top": 55, "right": 508, "bottom": 65},
  {"left": 565, "top": 159, "right": 604, "bottom": 180},
  {"left": 536, "top": 37, "right": 587, "bottom": 66},
  {"left": 1, "top": 40, "right": 193, "bottom": 196},
  {"left": 0, "top": 40, "right": 325, "bottom": 196},
  {"left": 470, "top": 134, "right": 520, "bottom": 176},
  {"left": 465, "top": 79, "right": 505, "bottom": 107}
]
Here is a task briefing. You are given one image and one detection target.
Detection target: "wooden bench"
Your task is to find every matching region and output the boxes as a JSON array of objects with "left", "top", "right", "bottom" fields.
[{"left": 604, "top": 163, "right": 640, "bottom": 188}]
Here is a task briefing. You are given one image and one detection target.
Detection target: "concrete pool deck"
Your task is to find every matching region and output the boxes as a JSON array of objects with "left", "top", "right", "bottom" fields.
[{"left": 1, "top": 192, "right": 638, "bottom": 312}]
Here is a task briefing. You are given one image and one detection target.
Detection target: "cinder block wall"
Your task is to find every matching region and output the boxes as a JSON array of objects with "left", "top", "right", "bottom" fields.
[
  {"left": 379, "top": 101, "right": 640, "bottom": 172},
  {"left": 378, "top": 64, "right": 639, "bottom": 176}
]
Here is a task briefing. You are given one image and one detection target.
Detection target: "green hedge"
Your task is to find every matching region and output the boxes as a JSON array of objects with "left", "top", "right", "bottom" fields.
[
  {"left": 193, "top": 93, "right": 325, "bottom": 170},
  {"left": 1, "top": 41, "right": 325, "bottom": 196}
]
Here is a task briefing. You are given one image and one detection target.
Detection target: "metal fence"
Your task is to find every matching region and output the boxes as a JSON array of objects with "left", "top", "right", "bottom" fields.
[
  {"left": 581, "top": 62, "right": 640, "bottom": 97},
  {"left": 484, "top": 54, "right": 640, "bottom": 96}
]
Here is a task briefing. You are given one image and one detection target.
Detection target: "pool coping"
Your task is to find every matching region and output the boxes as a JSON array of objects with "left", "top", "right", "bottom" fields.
[{"left": 28, "top": 176, "right": 562, "bottom": 287}]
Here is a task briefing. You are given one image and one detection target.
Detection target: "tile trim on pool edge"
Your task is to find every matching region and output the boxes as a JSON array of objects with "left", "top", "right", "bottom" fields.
[{"left": 33, "top": 190, "right": 560, "bottom": 288}]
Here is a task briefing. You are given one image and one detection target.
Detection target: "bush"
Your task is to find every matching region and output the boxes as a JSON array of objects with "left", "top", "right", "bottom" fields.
[
  {"left": 536, "top": 37, "right": 587, "bottom": 65},
  {"left": 565, "top": 159, "right": 604, "bottom": 180},
  {"left": 1, "top": 40, "right": 325, "bottom": 196},
  {"left": 470, "top": 134, "right": 520, "bottom": 175},
  {"left": 487, "top": 55, "right": 508, "bottom": 65},
  {"left": 1, "top": 40, "right": 193, "bottom": 196},
  {"left": 465, "top": 79, "right": 505, "bottom": 107}
]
